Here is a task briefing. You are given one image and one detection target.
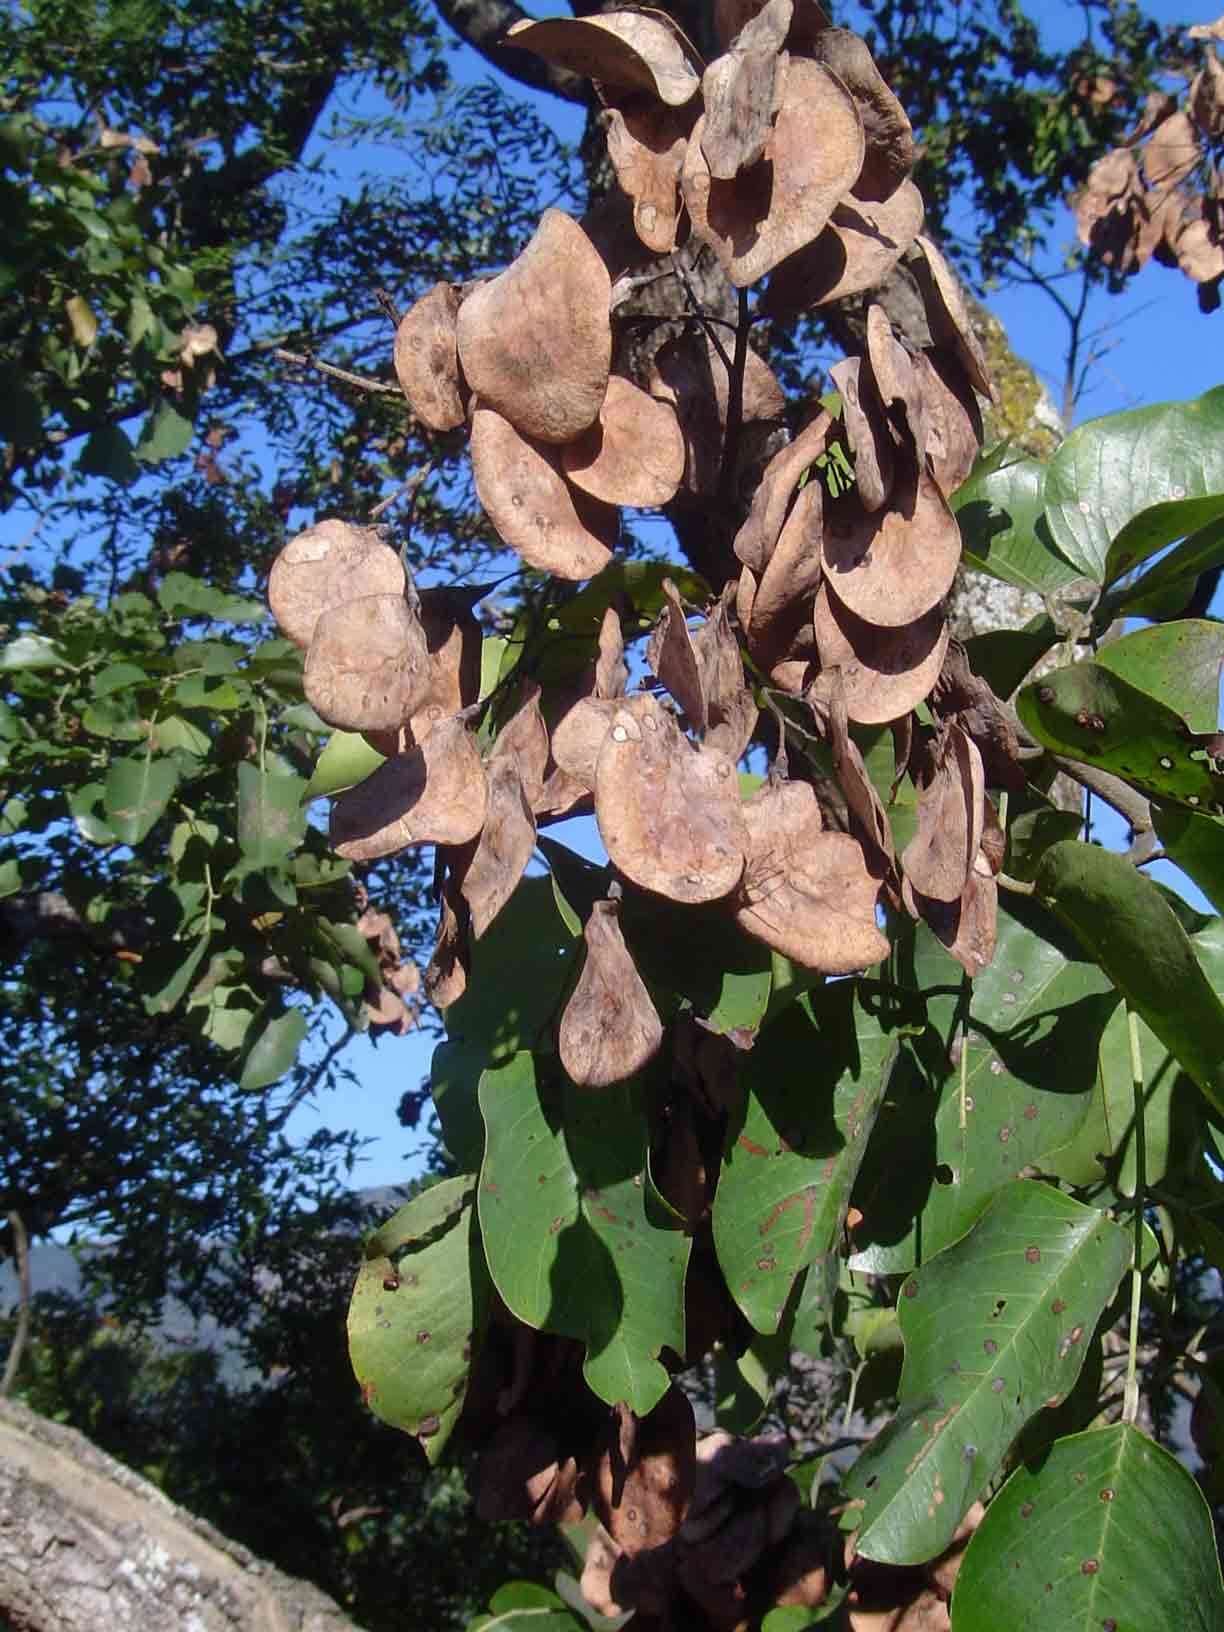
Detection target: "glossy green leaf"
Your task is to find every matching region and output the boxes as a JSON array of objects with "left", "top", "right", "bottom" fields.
[
  {"left": 0, "top": 857, "right": 21, "bottom": 898},
  {"left": 1093, "top": 619, "right": 1224, "bottom": 733},
  {"left": 174, "top": 672, "right": 246, "bottom": 710},
  {"left": 962, "top": 617, "right": 1061, "bottom": 701},
  {"left": 68, "top": 782, "right": 117, "bottom": 845},
  {"left": 852, "top": 907, "right": 1115, "bottom": 1274},
  {"left": 1101, "top": 512, "right": 1224, "bottom": 621},
  {"left": 157, "top": 571, "right": 266, "bottom": 624},
  {"left": 0, "top": 634, "right": 67, "bottom": 672},
  {"left": 152, "top": 715, "right": 211, "bottom": 757},
  {"left": 477, "top": 1053, "right": 689, "bottom": 1414},
  {"left": 713, "top": 987, "right": 897, "bottom": 1335},
  {"left": 76, "top": 424, "right": 139, "bottom": 484},
  {"left": 952, "top": 448, "right": 1081, "bottom": 593},
  {"left": 349, "top": 1176, "right": 488, "bottom": 1463},
  {"left": 844, "top": 1183, "right": 1129, "bottom": 1565},
  {"left": 236, "top": 762, "right": 308, "bottom": 867},
  {"left": 103, "top": 753, "right": 179, "bottom": 844},
  {"left": 1003, "top": 808, "right": 1083, "bottom": 881},
  {"left": 305, "top": 730, "right": 386, "bottom": 799},
  {"left": 1017, "top": 660, "right": 1224, "bottom": 812},
  {"left": 951, "top": 1424, "right": 1224, "bottom": 1631},
  {"left": 93, "top": 662, "right": 149, "bottom": 696},
  {"left": 1152, "top": 804, "right": 1224, "bottom": 912},
  {"left": 240, "top": 1007, "right": 307, "bottom": 1089},
  {"left": 81, "top": 697, "right": 148, "bottom": 741},
  {"left": 141, "top": 933, "right": 211, "bottom": 1016},
  {"left": 467, "top": 1580, "right": 587, "bottom": 1631},
  {"left": 1044, "top": 387, "right": 1224, "bottom": 582},
  {"left": 1036, "top": 842, "right": 1224, "bottom": 1114},
  {"left": 134, "top": 401, "right": 194, "bottom": 463},
  {"left": 1106, "top": 494, "right": 1224, "bottom": 586}
]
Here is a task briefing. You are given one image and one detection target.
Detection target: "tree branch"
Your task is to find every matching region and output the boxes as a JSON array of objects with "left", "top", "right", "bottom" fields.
[
  {"left": 1, "top": 1213, "right": 31, "bottom": 1399},
  {"left": 430, "top": 0, "right": 590, "bottom": 103}
]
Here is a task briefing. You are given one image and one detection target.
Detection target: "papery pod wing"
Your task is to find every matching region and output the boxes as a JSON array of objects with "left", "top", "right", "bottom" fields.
[
  {"left": 595, "top": 693, "right": 748, "bottom": 903},
  {"left": 393, "top": 282, "right": 466, "bottom": 432},
  {"left": 269, "top": 519, "right": 404, "bottom": 650},
  {"left": 911, "top": 348, "right": 983, "bottom": 499},
  {"left": 699, "top": 0, "right": 791, "bottom": 181},
  {"left": 824, "top": 675, "right": 897, "bottom": 874},
  {"left": 330, "top": 716, "right": 488, "bottom": 860},
  {"left": 457, "top": 210, "right": 612, "bottom": 445},
  {"left": 304, "top": 592, "right": 432, "bottom": 732},
  {"left": 1143, "top": 108, "right": 1201, "bottom": 192},
  {"left": 733, "top": 408, "right": 832, "bottom": 574},
  {"left": 471, "top": 406, "right": 617, "bottom": 580},
  {"left": 424, "top": 877, "right": 469, "bottom": 1010},
  {"left": 506, "top": 10, "right": 703, "bottom": 107},
  {"left": 407, "top": 584, "right": 485, "bottom": 745},
  {"left": 593, "top": 1389, "right": 697, "bottom": 1556},
  {"left": 908, "top": 235, "right": 996, "bottom": 402},
  {"left": 650, "top": 328, "right": 786, "bottom": 498},
  {"left": 595, "top": 604, "right": 629, "bottom": 699},
  {"left": 762, "top": 180, "right": 924, "bottom": 315},
  {"left": 562, "top": 374, "right": 685, "bottom": 507},
  {"left": 603, "top": 96, "right": 691, "bottom": 254},
  {"left": 559, "top": 896, "right": 664, "bottom": 1087},
  {"left": 551, "top": 695, "right": 620, "bottom": 791},
  {"left": 813, "top": 585, "right": 949, "bottom": 726},
  {"left": 811, "top": 28, "right": 913, "bottom": 202},
  {"left": 829, "top": 356, "right": 894, "bottom": 512},
  {"left": 865, "top": 302, "right": 928, "bottom": 454},
  {"left": 647, "top": 578, "right": 706, "bottom": 731},
  {"left": 745, "top": 478, "right": 823, "bottom": 670},
  {"left": 735, "top": 779, "right": 887, "bottom": 971},
  {"left": 682, "top": 59, "right": 865, "bottom": 287},
  {"left": 492, "top": 684, "right": 550, "bottom": 808},
  {"left": 820, "top": 456, "right": 960, "bottom": 627},
  {"left": 714, "top": 0, "right": 830, "bottom": 52},
  {"left": 901, "top": 721, "right": 985, "bottom": 904},
  {"left": 456, "top": 756, "right": 536, "bottom": 940}
]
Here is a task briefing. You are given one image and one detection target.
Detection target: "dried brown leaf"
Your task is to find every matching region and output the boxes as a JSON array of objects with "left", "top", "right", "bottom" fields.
[
  {"left": 762, "top": 181, "right": 924, "bottom": 316},
  {"left": 735, "top": 779, "right": 887, "bottom": 971},
  {"left": 269, "top": 519, "right": 404, "bottom": 650},
  {"left": 393, "top": 283, "right": 466, "bottom": 431},
  {"left": 330, "top": 716, "right": 489, "bottom": 860},
  {"left": 908, "top": 236, "right": 995, "bottom": 402},
  {"left": 700, "top": 0, "right": 791, "bottom": 181},
  {"left": 471, "top": 406, "right": 617, "bottom": 580},
  {"left": 562, "top": 374, "right": 685, "bottom": 507},
  {"left": 813, "top": 584, "right": 949, "bottom": 726},
  {"left": 604, "top": 95, "right": 691, "bottom": 254},
  {"left": 560, "top": 897, "right": 664, "bottom": 1087},
  {"left": 812, "top": 28, "right": 913, "bottom": 202},
  {"left": 304, "top": 593, "right": 432, "bottom": 732},
  {"left": 595, "top": 694, "right": 747, "bottom": 903},
  {"left": 682, "top": 59, "right": 865, "bottom": 286},
  {"left": 1143, "top": 108, "right": 1201, "bottom": 192},
  {"left": 506, "top": 11, "right": 701, "bottom": 104},
  {"left": 457, "top": 210, "right": 611, "bottom": 444},
  {"left": 821, "top": 459, "right": 960, "bottom": 627}
]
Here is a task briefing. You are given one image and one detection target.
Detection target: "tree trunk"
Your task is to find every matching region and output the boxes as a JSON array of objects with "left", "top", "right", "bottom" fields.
[{"left": 0, "top": 1399, "right": 359, "bottom": 1632}]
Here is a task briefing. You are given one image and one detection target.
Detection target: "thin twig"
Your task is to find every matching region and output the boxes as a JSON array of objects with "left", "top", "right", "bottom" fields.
[
  {"left": 374, "top": 288, "right": 402, "bottom": 328},
  {"left": 1, "top": 1211, "right": 32, "bottom": 1398},
  {"left": 274, "top": 348, "right": 402, "bottom": 396},
  {"left": 369, "top": 462, "right": 434, "bottom": 523},
  {"left": 671, "top": 256, "right": 735, "bottom": 376},
  {"left": 719, "top": 286, "right": 752, "bottom": 504},
  {"left": 270, "top": 1022, "right": 357, "bottom": 1132}
]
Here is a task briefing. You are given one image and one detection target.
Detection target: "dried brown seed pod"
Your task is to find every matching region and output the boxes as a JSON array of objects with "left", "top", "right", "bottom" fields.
[
  {"left": 910, "top": 349, "right": 982, "bottom": 500},
  {"left": 820, "top": 459, "right": 960, "bottom": 629},
  {"left": 745, "top": 477, "right": 823, "bottom": 670},
  {"left": 595, "top": 694, "right": 748, "bottom": 904},
  {"left": 682, "top": 59, "right": 865, "bottom": 286},
  {"left": 735, "top": 780, "right": 887, "bottom": 972},
  {"left": 812, "top": 28, "right": 913, "bottom": 202},
  {"left": 552, "top": 696, "right": 620, "bottom": 791},
  {"left": 647, "top": 578, "right": 706, "bottom": 732},
  {"left": 393, "top": 282, "right": 466, "bottom": 432},
  {"left": 492, "top": 685, "right": 550, "bottom": 808},
  {"left": 406, "top": 584, "right": 485, "bottom": 746},
  {"left": 330, "top": 716, "right": 489, "bottom": 861},
  {"left": 562, "top": 375, "right": 685, "bottom": 508},
  {"left": 470, "top": 406, "right": 617, "bottom": 580},
  {"left": 714, "top": 0, "right": 831, "bottom": 53},
  {"left": 649, "top": 328, "right": 786, "bottom": 497},
  {"left": 457, "top": 210, "right": 612, "bottom": 444},
  {"left": 506, "top": 10, "right": 702, "bottom": 106},
  {"left": 269, "top": 519, "right": 404, "bottom": 651},
  {"left": 908, "top": 235, "right": 996, "bottom": 402},
  {"left": 593, "top": 1388, "right": 697, "bottom": 1556},
  {"left": 595, "top": 605, "right": 629, "bottom": 700},
  {"left": 456, "top": 759, "right": 535, "bottom": 939},
  {"left": 733, "top": 408, "right": 833, "bottom": 575},
  {"left": 424, "top": 879, "right": 469, "bottom": 1010},
  {"left": 829, "top": 356, "right": 893, "bottom": 513},
  {"left": 603, "top": 95, "right": 691, "bottom": 255},
  {"left": 700, "top": 0, "right": 790, "bottom": 181},
  {"left": 901, "top": 723, "right": 985, "bottom": 905},
  {"left": 762, "top": 181, "right": 924, "bottom": 316},
  {"left": 813, "top": 585, "right": 949, "bottom": 726},
  {"left": 303, "top": 592, "right": 431, "bottom": 733},
  {"left": 559, "top": 897, "right": 664, "bottom": 1087}
]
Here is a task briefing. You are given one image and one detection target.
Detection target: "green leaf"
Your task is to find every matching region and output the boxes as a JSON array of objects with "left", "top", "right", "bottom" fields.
[
  {"left": 141, "top": 933, "right": 210, "bottom": 1016},
  {"left": 962, "top": 617, "right": 1061, "bottom": 701},
  {"left": 134, "top": 401, "right": 194, "bottom": 463},
  {"left": 174, "top": 673, "right": 246, "bottom": 710},
  {"left": 103, "top": 753, "right": 179, "bottom": 844},
  {"left": 952, "top": 448, "right": 1082, "bottom": 593},
  {"left": 81, "top": 697, "right": 148, "bottom": 741},
  {"left": 713, "top": 987, "right": 897, "bottom": 1336},
  {"left": 68, "top": 783, "right": 117, "bottom": 845},
  {"left": 76, "top": 424, "right": 139, "bottom": 484},
  {"left": 1044, "top": 387, "right": 1224, "bottom": 582},
  {"left": 0, "top": 857, "right": 21, "bottom": 899},
  {"left": 1151, "top": 805, "right": 1224, "bottom": 912},
  {"left": 1017, "top": 660, "right": 1224, "bottom": 812},
  {"left": 1102, "top": 512, "right": 1224, "bottom": 621},
  {"left": 0, "top": 634, "right": 67, "bottom": 672},
  {"left": 93, "top": 662, "right": 149, "bottom": 696},
  {"left": 349, "top": 1177, "right": 489, "bottom": 1463},
  {"left": 852, "top": 907, "right": 1115, "bottom": 1274},
  {"left": 844, "top": 1183, "right": 1129, "bottom": 1565},
  {"left": 1092, "top": 619, "right": 1224, "bottom": 733},
  {"left": 477, "top": 1053, "right": 690, "bottom": 1413},
  {"left": 1003, "top": 808, "right": 1083, "bottom": 881},
  {"left": 240, "top": 1007, "right": 308, "bottom": 1090},
  {"left": 950, "top": 1424, "right": 1224, "bottom": 1631},
  {"left": 1035, "top": 842, "right": 1224, "bottom": 1115},
  {"left": 305, "top": 730, "right": 386, "bottom": 799},
  {"left": 156, "top": 571, "right": 267, "bottom": 624},
  {"left": 236, "top": 762, "right": 308, "bottom": 868},
  {"left": 152, "top": 715, "right": 211, "bottom": 757}
]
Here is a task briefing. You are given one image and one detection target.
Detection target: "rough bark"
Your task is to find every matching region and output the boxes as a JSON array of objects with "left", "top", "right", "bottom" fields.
[{"left": 0, "top": 1398, "right": 359, "bottom": 1632}]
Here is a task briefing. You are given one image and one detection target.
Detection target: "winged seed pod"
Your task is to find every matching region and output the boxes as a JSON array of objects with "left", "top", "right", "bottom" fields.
[
  {"left": 595, "top": 694, "right": 747, "bottom": 904},
  {"left": 561, "top": 375, "right": 685, "bottom": 507},
  {"left": 268, "top": 519, "right": 404, "bottom": 651},
  {"left": 559, "top": 897, "right": 663, "bottom": 1088},
  {"left": 303, "top": 593, "right": 432, "bottom": 733},
  {"left": 813, "top": 585, "right": 949, "bottom": 726},
  {"left": 761, "top": 181, "right": 924, "bottom": 316},
  {"left": 457, "top": 210, "right": 612, "bottom": 445},
  {"left": 505, "top": 10, "right": 702, "bottom": 106},
  {"left": 329, "top": 716, "right": 488, "bottom": 861},
  {"left": 393, "top": 282, "right": 466, "bottom": 431}
]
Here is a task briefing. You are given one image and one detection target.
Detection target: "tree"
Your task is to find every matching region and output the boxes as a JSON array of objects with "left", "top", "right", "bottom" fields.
[{"left": 4, "top": 0, "right": 1224, "bottom": 1629}]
